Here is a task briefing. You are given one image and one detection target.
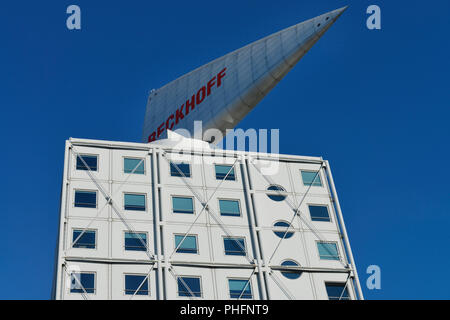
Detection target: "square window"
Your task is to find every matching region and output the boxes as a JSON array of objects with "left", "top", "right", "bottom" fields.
[
  {"left": 125, "top": 274, "right": 149, "bottom": 295},
  {"left": 170, "top": 162, "right": 191, "bottom": 177},
  {"left": 219, "top": 199, "right": 241, "bottom": 217},
  {"left": 125, "top": 232, "right": 147, "bottom": 251},
  {"left": 229, "top": 279, "right": 252, "bottom": 299},
  {"left": 70, "top": 272, "right": 95, "bottom": 294},
  {"left": 177, "top": 277, "right": 201, "bottom": 297},
  {"left": 309, "top": 205, "right": 330, "bottom": 222},
  {"left": 317, "top": 242, "right": 340, "bottom": 261},
  {"left": 124, "top": 158, "right": 145, "bottom": 175},
  {"left": 124, "top": 193, "right": 146, "bottom": 211},
  {"left": 172, "top": 196, "right": 194, "bottom": 214},
  {"left": 224, "top": 237, "right": 246, "bottom": 256},
  {"left": 76, "top": 155, "right": 98, "bottom": 171},
  {"left": 175, "top": 235, "right": 198, "bottom": 254},
  {"left": 325, "top": 283, "right": 350, "bottom": 300},
  {"left": 74, "top": 190, "right": 97, "bottom": 208},
  {"left": 72, "top": 229, "right": 96, "bottom": 249},
  {"left": 301, "top": 171, "right": 322, "bottom": 187},
  {"left": 215, "top": 165, "right": 236, "bottom": 181}
]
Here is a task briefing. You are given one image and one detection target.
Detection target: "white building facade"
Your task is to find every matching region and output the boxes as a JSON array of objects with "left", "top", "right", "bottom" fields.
[{"left": 52, "top": 134, "right": 363, "bottom": 300}]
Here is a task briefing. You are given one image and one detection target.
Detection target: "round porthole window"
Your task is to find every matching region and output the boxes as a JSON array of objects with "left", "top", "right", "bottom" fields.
[
  {"left": 281, "top": 260, "right": 301, "bottom": 280},
  {"left": 266, "top": 185, "right": 287, "bottom": 202},
  {"left": 273, "top": 221, "right": 294, "bottom": 239}
]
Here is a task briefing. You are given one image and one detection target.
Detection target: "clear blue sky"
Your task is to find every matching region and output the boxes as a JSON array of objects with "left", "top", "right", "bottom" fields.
[{"left": 0, "top": 0, "right": 449, "bottom": 300}]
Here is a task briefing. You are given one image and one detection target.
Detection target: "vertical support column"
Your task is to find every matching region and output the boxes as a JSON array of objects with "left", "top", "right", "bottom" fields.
[
  {"left": 240, "top": 155, "right": 267, "bottom": 300},
  {"left": 108, "top": 148, "right": 113, "bottom": 300},
  {"left": 157, "top": 148, "right": 169, "bottom": 299},
  {"left": 152, "top": 148, "right": 163, "bottom": 300},
  {"left": 325, "top": 160, "right": 364, "bottom": 300},
  {"left": 54, "top": 140, "right": 71, "bottom": 300}
]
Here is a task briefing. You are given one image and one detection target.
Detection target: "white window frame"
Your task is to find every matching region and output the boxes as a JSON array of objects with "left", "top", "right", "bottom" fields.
[
  {"left": 171, "top": 195, "right": 196, "bottom": 215},
  {"left": 123, "top": 192, "right": 147, "bottom": 212},
  {"left": 218, "top": 198, "right": 242, "bottom": 218},
  {"left": 73, "top": 189, "right": 98, "bottom": 209},
  {"left": 316, "top": 241, "right": 341, "bottom": 261},
  {"left": 173, "top": 233, "right": 199, "bottom": 255},
  {"left": 123, "top": 230, "right": 149, "bottom": 253},
  {"left": 75, "top": 153, "right": 99, "bottom": 172},
  {"left": 123, "top": 273, "right": 150, "bottom": 296},
  {"left": 123, "top": 156, "right": 146, "bottom": 175},
  {"left": 71, "top": 228, "right": 98, "bottom": 250},
  {"left": 176, "top": 275, "right": 203, "bottom": 298},
  {"left": 227, "top": 277, "right": 254, "bottom": 300}
]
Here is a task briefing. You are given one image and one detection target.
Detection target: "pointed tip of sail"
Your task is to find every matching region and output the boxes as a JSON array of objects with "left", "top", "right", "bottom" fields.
[
  {"left": 334, "top": 6, "right": 349, "bottom": 19},
  {"left": 143, "top": 8, "right": 347, "bottom": 143},
  {"left": 312, "top": 6, "right": 348, "bottom": 37}
]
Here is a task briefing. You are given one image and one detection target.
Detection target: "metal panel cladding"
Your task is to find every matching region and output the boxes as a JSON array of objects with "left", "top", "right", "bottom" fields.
[{"left": 142, "top": 7, "right": 347, "bottom": 143}]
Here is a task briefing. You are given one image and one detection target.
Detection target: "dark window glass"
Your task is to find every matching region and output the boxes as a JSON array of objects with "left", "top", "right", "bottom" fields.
[
  {"left": 124, "top": 193, "right": 146, "bottom": 211},
  {"left": 229, "top": 279, "right": 252, "bottom": 299},
  {"left": 177, "top": 277, "right": 201, "bottom": 297},
  {"left": 309, "top": 205, "right": 330, "bottom": 222},
  {"left": 72, "top": 230, "right": 96, "bottom": 249},
  {"left": 70, "top": 273, "right": 95, "bottom": 293},
  {"left": 326, "top": 283, "right": 350, "bottom": 300},
  {"left": 266, "top": 185, "right": 287, "bottom": 201},
  {"left": 74, "top": 191, "right": 97, "bottom": 208},
  {"left": 219, "top": 199, "right": 241, "bottom": 217},
  {"left": 170, "top": 162, "right": 191, "bottom": 177},
  {"left": 224, "top": 237, "right": 246, "bottom": 256},
  {"left": 124, "top": 158, "right": 145, "bottom": 174},
  {"left": 280, "top": 260, "right": 302, "bottom": 280},
  {"left": 125, "top": 275, "right": 149, "bottom": 295},
  {"left": 172, "top": 197, "right": 194, "bottom": 214},
  {"left": 76, "top": 155, "right": 98, "bottom": 171},
  {"left": 125, "top": 232, "right": 147, "bottom": 251},
  {"left": 175, "top": 235, "right": 198, "bottom": 254},
  {"left": 273, "top": 221, "right": 294, "bottom": 239},
  {"left": 215, "top": 165, "right": 236, "bottom": 181}
]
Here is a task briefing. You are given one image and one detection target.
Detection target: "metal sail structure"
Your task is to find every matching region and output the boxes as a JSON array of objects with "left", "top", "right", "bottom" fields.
[{"left": 143, "top": 7, "right": 347, "bottom": 143}]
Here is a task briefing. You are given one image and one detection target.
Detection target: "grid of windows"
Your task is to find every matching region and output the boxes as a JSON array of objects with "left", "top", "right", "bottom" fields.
[
  {"left": 124, "top": 158, "right": 145, "bottom": 174},
  {"left": 219, "top": 199, "right": 241, "bottom": 217},
  {"left": 172, "top": 196, "right": 194, "bottom": 214},
  {"left": 72, "top": 229, "right": 96, "bottom": 249},
  {"left": 215, "top": 164, "right": 236, "bottom": 181},
  {"left": 124, "top": 232, "right": 147, "bottom": 251},
  {"left": 66, "top": 273, "right": 351, "bottom": 299},
  {"left": 125, "top": 275, "right": 149, "bottom": 296},
  {"left": 309, "top": 205, "right": 330, "bottom": 222},
  {"left": 76, "top": 155, "right": 98, "bottom": 171},
  {"left": 175, "top": 235, "right": 198, "bottom": 254},
  {"left": 170, "top": 162, "right": 191, "bottom": 177},
  {"left": 317, "top": 242, "right": 340, "bottom": 260},
  {"left": 124, "top": 193, "right": 146, "bottom": 211},
  {"left": 66, "top": 152, "right": 354, "bottom": 300},
  {"left": 223, "top": 237, "right": 246, "bottom": 256},
  {"left": 74, "top": 190, "right": 97, "bottom": 208}
]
